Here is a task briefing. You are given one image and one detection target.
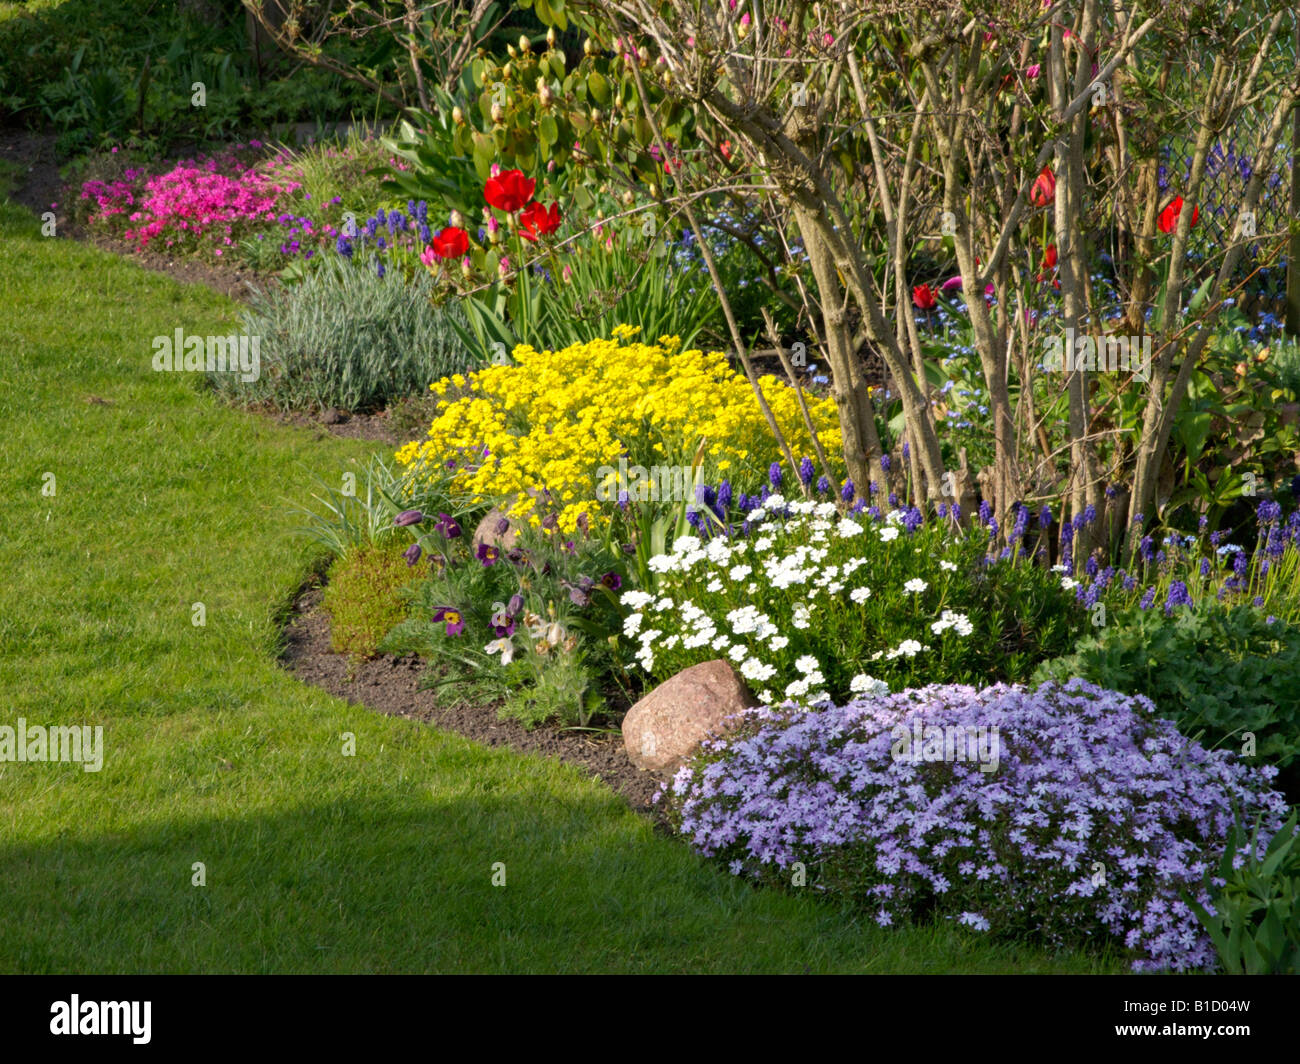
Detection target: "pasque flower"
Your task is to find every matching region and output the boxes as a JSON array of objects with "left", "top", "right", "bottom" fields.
[{"left": 431, "top": 607, "right": 465, "bottom": 636}]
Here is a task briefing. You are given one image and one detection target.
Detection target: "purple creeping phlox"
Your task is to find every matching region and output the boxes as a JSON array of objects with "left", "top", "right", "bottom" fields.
[{"left": 663, "top": 679, "right": 1287, "bottom": 973}]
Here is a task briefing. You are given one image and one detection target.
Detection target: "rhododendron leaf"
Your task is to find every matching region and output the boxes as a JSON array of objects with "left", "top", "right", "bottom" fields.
[{"left": 587, "top": 71, "right": 610, "bottom": 106}]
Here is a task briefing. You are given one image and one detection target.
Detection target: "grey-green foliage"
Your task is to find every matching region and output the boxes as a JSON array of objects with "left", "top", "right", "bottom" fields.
[{"left": 212, "top": 261, "right": 479, "bottom": 412}]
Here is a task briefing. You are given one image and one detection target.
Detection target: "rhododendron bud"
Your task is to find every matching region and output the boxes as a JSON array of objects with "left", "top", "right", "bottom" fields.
[
  {"left": 449, "top": 210, "right": 464, "bottom": 229},
  {"left": 507, "top": 44, "right": 518, "bottom": 59},
  {"left": 452, "top": 106, "right": 465, "bottom": 125},
  {"left": 546, "top": 27, "right": 557, "bottom": 49},
  {"left": 519, "top": 35, "right": 530, "bottom": 54},
  {"left": 637, "top": 46, "right": 650, "bottom": 66},
  {"left": 583, "top": 37, "right": 596, "bottom": 56},
  {"left": 538, "top": 80, "right": 554, "bottom": 107},
  {"left": 590, "top": 108, "right": 601, "bottom": 124},
  {"left": 498, "top": 256, "right": 512, "bottom": 279},
  {"left": 462, "top": 256, "right": 473, "bottom": 277},
  {"left": 491, "top": 100, "right": 505, "bottom": 124}
]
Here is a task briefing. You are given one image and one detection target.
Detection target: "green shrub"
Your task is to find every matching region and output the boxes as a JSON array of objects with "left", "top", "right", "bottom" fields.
[
  {"left": 1032, "top": 601, "right": 1300, "bottom": 775},
  {"left": 213, "top": 263, "right": 479, "bottom": 412},
  {"left": 1188, "top": 809, "right": 1300, "bottom": 975},
  {"left": 322, "top": 542, "right": 420, "bottom": 659}
]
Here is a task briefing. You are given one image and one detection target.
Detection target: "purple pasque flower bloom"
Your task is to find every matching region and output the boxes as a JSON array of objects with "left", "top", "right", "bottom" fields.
[
  {"left": 403, "top": 543, "right": 423, "bottom": 567},
  {"left": 394, "top": 509, "right": 424, "bottom": 527},
  {"left": 477, "top": 543, "right": 501, "bottom": 566},
  {"left": 434, "top": 512, "right": 461, "bottom": 538},
  {"left": 601, "top": 571, "right": 622, "bottom": 591},
  {"left": 431, "top": 606, "right": 465, "bottom": 635}
]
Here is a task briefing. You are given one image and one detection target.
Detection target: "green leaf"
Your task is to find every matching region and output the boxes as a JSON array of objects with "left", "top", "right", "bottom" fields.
[
  {"left": 539, "top": 113, "right": 558, "bottom": 148},
  {"left": 587, "top": 71, "right": 610, "bottom": 106}
]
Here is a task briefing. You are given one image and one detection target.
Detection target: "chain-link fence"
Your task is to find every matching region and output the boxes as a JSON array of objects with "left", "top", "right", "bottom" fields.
[{"left": 1159, "top": 12, "right": 1298, "bottom": 337}]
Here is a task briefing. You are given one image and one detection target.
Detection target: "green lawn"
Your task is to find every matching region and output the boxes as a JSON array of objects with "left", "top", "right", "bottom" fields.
[{"left": 0, "top": 200, "right": 1122, "bottom": 973}]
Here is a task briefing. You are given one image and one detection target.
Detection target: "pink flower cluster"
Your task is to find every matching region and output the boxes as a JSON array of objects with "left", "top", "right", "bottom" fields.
[{"left": 82, "top": 145, "right": 302, "bottom": 254}]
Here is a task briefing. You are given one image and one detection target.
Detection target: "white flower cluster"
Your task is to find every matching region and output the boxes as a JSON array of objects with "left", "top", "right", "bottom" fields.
[
  {"left": 617, "top": 506, "right": 981, "bottom": 709},
  {"left": 930, "top": 610, "right": 974, "bottom": 637}
]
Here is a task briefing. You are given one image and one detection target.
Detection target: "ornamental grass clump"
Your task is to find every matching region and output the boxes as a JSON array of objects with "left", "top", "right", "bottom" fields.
[
  {"left": 395, "top": 327, "right": 842, "bottom": 533},
  {"left": 665, "top": 680, "right": 1289, "bottom": 973}
]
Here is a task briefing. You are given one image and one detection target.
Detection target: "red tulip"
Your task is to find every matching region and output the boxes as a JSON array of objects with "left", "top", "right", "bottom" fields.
[
  {"left": 1030, "top": 165, "right": 1056, "bottom": 207},
  {"left": 483, "top": 169, "right": 535, "bottom": 213},
  {"left": 430, "top": 226, "right": 469, "bottom": 259},
  {"left": 518, "top": 201, "right": 562, "bottom": 242},
  {"left": 1158, "top": 196, "right": 1199, "bottom": 234},
  {"left": 1043, "top": 243, "right": 1057, "bottom": 269},
  {"left": 912, "top": 284, "right": 937, "bottom": 310}
]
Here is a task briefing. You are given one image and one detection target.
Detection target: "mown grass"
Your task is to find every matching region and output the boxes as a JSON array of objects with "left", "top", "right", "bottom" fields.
[{"left": 0, "top": 199, "right": 1123, "bottom": 973}]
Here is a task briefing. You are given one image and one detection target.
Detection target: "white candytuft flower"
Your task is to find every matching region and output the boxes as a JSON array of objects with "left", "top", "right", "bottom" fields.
[{"left": 849, "top": 673, "right": 890, "bottom": 696}]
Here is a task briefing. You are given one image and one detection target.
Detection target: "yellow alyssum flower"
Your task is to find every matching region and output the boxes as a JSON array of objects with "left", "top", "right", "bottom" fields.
[{"left": 397, "top": 330, "right": 843, "bottom": 524}]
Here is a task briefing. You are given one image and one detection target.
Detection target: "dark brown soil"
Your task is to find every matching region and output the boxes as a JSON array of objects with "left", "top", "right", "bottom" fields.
[
  {"left": 259, "top": 404, "right": 406, "bottom": 445},
  {"left": 280, "top": 586, "right": 671, "bottom": 824}
]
